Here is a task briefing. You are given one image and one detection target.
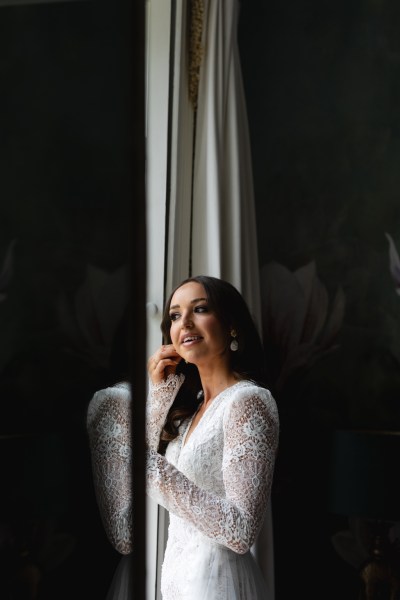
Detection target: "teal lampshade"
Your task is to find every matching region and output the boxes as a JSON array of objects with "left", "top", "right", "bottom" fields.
[{"left": 327, "top": 429, "right": 400, "bottom": 522}]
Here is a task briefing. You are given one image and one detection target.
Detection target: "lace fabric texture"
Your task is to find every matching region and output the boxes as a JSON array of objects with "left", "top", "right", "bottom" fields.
[
  {"left": 87, "top": 375, "right": 279, "bottom": 599},
  {"left": 87, "top": 382, "right": 133, "bottom": 555},
  {"left": 146, "top": 374, "right": 185, "bottom": 450},
  {"left": 86, "top": 375, "right": 184, "bottom": 555}
]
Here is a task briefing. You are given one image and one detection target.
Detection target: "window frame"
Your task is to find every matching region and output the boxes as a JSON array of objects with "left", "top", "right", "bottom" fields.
[{"left": 145, "top": 0, "right": 194, "bottom": 597}]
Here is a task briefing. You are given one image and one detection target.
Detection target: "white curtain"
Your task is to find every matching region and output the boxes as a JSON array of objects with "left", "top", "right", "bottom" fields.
[
  {"left": 190, "top": 0, "right": 275, "bottom": 597},
  {"left": 191, "top": 0, "right": 261, "bottom": 328}
]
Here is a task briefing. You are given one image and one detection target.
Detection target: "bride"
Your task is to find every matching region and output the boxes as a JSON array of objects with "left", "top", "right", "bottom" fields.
[{"left": 87, "top": 275, "right": 279, "bottom": 599}]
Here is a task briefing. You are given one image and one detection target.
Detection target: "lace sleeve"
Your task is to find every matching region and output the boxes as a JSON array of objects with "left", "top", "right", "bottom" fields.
[
  {"left": 86, "top": 374, "right": 184, "bottom": 554},
  {"left": 146, "top": 387, "right": 279, "bottom": 554},
  {"left": 146, "top": 373, "right": 185, "bottom": 449},
  {"left": 87, "top": 383, "right": 133, "bottom": 555}
]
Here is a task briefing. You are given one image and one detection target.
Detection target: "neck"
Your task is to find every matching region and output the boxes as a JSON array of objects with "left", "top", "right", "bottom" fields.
[{"left": 198, "top": 367, "right": 240, "bottom": 407}]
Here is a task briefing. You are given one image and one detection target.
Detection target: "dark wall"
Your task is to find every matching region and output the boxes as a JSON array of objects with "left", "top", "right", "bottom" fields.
[
  {"left": 238, "top": 1, "right": 400, "bottom": 598},
  {"left": 0, "top": 1, "right": 133, "bottom": 597}
]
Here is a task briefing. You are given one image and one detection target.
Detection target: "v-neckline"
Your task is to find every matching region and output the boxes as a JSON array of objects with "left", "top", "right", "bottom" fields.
[{"left": 181, "top": 380, "right": 246, "bottom": 449}]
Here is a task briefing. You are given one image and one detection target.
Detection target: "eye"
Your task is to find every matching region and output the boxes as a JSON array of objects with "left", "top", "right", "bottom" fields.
[
  {"left": 194, "top": 305, "right": 208, "bottom": 313},
  {"left": 169, "top": 312, "right": 180, "bottom": 322}
]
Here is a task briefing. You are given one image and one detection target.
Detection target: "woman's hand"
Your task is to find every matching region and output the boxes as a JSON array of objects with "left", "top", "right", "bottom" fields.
[{"left": 147, "top": 344, "right": 182, "bottom": 384}]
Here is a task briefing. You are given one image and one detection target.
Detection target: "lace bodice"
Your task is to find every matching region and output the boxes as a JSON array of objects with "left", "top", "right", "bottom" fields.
[
  {"left": 87, "top": 375, "right": 279, "bottom": 597},
  {"left": 146, "top": 377, "right": 279, "bottom": 554}
]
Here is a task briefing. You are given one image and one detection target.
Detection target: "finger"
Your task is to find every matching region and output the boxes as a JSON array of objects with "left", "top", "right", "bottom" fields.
[
  {"left": 148, "top": 355, "right": 180, "bottom": 379},
  {"left": 149, "top": 346, "right": 180, "bottom": 369},
  {"left": 154, "top": 357, "right": 180, "bottom": 371},
  {"left": 159, "top": 344, "right": 180, "bottom": 358}
]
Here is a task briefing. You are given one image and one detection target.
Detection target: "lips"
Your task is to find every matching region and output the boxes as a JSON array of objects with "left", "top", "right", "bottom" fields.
[{"left": 181, "top": 334, "right": 203, "bottom": 345}]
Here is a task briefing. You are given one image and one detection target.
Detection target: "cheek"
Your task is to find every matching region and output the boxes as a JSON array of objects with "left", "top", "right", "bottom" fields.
[
  {"left": 169, "top": 322, "right": 179, "bottom": 343},
  {"left": 206, "top": 319, "right": 228, "bottom": 344}
]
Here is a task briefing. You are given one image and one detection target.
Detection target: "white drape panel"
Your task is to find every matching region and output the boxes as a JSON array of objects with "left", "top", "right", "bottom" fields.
[
  {"left": 191, "top": 1, "right": 275, "bottom": 598},
  {"left": 191, "top": 0, "right": 261, "bottom": 328}
]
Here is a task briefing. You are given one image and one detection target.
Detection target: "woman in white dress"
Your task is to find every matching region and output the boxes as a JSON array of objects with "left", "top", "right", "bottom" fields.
[{"left": 87, "top": 275, "right": 279, "bottom": 599}]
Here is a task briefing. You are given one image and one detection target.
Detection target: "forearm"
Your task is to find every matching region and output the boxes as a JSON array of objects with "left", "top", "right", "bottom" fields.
[
  {"left": 146, "top": 449, "right": 258, "bottom": 553},
  {"left": 146, "top": 373, "right": 184, "bottom": 449},
  {"left": 87, "top": 384, "right": 133, "bottom": 554}
]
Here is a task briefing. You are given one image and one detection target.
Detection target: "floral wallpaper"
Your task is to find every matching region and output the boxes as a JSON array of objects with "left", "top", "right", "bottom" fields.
[
  {"left": 0, "top": 3, "right": 132, "bottom": 599},
  {"left": 239, "top": 1, "right": 400, "bottom": 598}
]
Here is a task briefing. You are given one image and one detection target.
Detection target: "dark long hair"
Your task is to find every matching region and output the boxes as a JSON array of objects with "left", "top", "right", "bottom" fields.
[{"left": 158, "top": 275, "right": 267, "bottom": 453}]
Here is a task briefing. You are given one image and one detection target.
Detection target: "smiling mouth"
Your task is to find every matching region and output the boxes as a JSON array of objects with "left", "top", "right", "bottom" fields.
[{"left": 182, "top": 335, "right": 203, "bottom": 345}]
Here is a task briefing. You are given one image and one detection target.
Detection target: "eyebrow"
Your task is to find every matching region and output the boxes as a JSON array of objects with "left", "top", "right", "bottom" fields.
[{"left": 170, "top": 297, "right": 208, "bottom": 310}]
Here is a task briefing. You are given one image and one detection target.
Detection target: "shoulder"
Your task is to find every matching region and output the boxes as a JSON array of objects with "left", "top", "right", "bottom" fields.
[
  {"left": 87, "top": 381, "right": 131, "bottom": 429},
  {"left": 223, "top": 381, "right": 279, "bottom": 426},
  {"left": 229, "top": 380, "right": 276, "bottom": 407}
]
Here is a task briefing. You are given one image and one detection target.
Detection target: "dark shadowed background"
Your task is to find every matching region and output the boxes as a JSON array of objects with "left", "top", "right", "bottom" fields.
[
  {"left": 238, "top": 1, "right": 400, "bottom": 598},
  {"left": 0, "top": 0, "right": 133, "bottom": 597},
  {"left": 1, "top": 0, "right": 400, "bottom": 598}
]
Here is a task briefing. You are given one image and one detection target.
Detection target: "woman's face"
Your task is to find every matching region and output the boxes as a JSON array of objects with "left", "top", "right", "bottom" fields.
[{"left": 168, "top": 281, "right": 229, "bottom": 367}]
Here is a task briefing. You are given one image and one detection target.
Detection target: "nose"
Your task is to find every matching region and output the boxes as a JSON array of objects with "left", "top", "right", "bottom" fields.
[{"left": 182, "top": 313, "right": 193, "bottom": 328}]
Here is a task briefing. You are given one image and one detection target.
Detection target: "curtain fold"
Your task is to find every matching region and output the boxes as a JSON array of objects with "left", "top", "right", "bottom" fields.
[
  {"left": 190, "top": 0, "right": 274, "bottom": 597},
  {"left": 191, "top": 0, "right": 261, "bottom": 329}
]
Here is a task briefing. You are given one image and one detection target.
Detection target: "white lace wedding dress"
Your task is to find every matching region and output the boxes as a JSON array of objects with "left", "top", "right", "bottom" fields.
[{"left": 87, "top": 375, "right": 279, "bottom": 600}]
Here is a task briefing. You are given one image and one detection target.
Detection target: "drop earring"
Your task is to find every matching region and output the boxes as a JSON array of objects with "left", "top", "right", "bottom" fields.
[{"left": 230, "top": 329, "right": 238, "bottom": 351}]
